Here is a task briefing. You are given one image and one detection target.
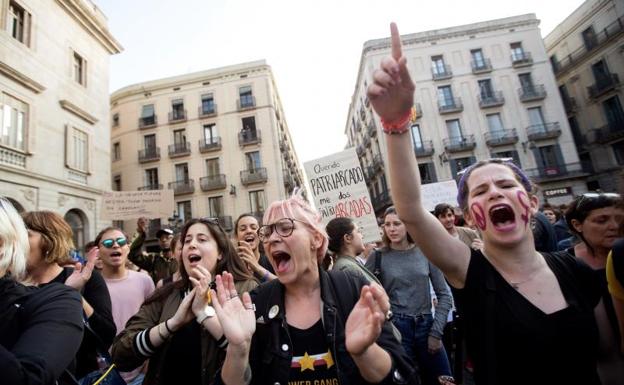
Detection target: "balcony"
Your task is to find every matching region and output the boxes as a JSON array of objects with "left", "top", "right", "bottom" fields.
[
  {"left": 443, "top": 135, "right": 476, "bottom": 153},
  {"left": 562, "top": 97, "right": 577, "bottom": 114},
  {"left": 356, "top": 145, "right": 364, "bottom": 156},
  {"left": 367, "top": 121, "right": 377, "bottom": 137},
  {"left": 471, "top": 58, "right": 492, "bottom": 74},
  {"left": 198, "top": 104, "right": 217, "bottom": 118},
  {"left": 372, "top": 190, "right": 392, "bottom": 211},
  {"left": 168, "top": 109, "right": 187, "bottom": 123},
  {"left": 587, "top": 73, "right": 620, "bottom": 100},
  {"left": 432, "top": 64, "right": 453, "bottom": 80},
  {"left": 363, "top": 135, "right": 371, "bottom": 148},
  {"left": 199, "top": 137, "right": 222, "bottom": 153},
  {"left": 414, "top": 140, "right": 435, "bottom": 157},
  {"left": 138, "top": 147, "right": 160, "bottom": 163},
  {"left": 554, "top": 16, "right": 624, "bottom": 76},
  {"left": 364, "top": 165, "right": 374, "bottom": 181},
  {"left": 138, "top": 184, "right": 163, "bottom": 191},
  {"left": 511, "top": 51, "right": 532, "bottom": 67},
  {"left": 518, "top": 84, "right": 547, "bottom": 102},
  {"left": 283, "top": 170, "right": 295, "bottom": 189},
  {"left": 168, "top": 142, "right": 191, "bottom": 158},
  {"left": 240, "top": 167, "right": 268, "bottom": 185},
  {"left": 372, "top": 154, "right": 384, "bottom": 172},
  {"left": 138, "top": 115, "right": 157, "bottom": 129},
  {"left": 524, "top": 161, "right": 593, "bottom": 183},
  {"left": 438, "top": 98, "right": 463, "bottom": 114},
  {"left": 478, "top": 91, "right": 505, "bottom": 108},
  {"left": 527, "top": 122, "right": 561, "bottom": 141},
  {"left": 590, "top": 121, "right": 624, "bottom": 144},
  {"left": 237, "top": 96, "right": 256, "bottom": 110},
  {"left": 484, "top": 129, "right": 519, "bottom": 147},
  {"left": 238, "top": 129, "right": 261, "bottom": 146},
  {"left": 217, "top": 216, "right": 233, "bottom": 232},
  {"left": 168, "top": 179, "right": 195, "bottom": 195},
  {"left": 200, "top": 174, "right": 227, "bottom": 191}
]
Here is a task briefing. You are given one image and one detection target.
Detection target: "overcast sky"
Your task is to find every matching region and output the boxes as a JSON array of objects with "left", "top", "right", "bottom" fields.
[{"left": 98, "top": 0, "right": 585, "bottom": 163}]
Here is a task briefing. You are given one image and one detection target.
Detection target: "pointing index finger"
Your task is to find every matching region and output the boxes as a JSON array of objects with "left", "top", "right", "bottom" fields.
[{"left": 390, "top": 22, "right": 402, "bottom": 61}]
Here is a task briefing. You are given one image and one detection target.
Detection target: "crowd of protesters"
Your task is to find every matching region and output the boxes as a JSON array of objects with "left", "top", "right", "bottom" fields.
[{"left": 2, "top": 23, "right": 624, "bottom": 385}]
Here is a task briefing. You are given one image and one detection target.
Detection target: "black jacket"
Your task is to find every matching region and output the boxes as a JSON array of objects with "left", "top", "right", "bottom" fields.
[
  {"left": 222, "top": 268, "right": 418, "bottom": 385},
  {"left": 0, "top": 275, "right": 84, "bottom": 385}
]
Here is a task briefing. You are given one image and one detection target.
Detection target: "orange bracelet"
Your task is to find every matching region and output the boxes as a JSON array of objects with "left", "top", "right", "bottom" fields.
[{"left": 381, "top": 109, "right": 411, "bottom": 135}]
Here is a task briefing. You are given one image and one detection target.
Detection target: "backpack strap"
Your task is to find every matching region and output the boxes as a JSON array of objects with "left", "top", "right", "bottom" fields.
[{"left": 372, "top": 249, "right": 383, "bottom": 284}]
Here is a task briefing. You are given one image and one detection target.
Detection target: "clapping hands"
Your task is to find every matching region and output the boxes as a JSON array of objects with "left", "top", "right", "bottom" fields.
[
  {"left": 345, "top": 283, "right": 390, "bottom": 357},
  {"left": 211, "top": 272, "right": 256, "bottom": 348},
  {"left": 64, "top": 246, "right": 98, "bottom": 291}
]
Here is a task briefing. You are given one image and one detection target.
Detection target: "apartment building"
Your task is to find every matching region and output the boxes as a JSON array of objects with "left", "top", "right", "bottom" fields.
[
  {"left": 110, "top": 60, "right": 304, "bottom": 235},
  {"left": 545, "top": 0, "right": 624, "bottom": 192},
  {"left": 0, "top": 0, "right": 122, "bottom": 249},
  {"left": 346, "top": 14, "right": 586, "bottom": 212}
]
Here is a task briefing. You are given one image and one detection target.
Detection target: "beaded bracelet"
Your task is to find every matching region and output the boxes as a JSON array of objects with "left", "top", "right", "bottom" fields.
[{"left": 380, "top": 109, "right": 411, "bottom": 135}]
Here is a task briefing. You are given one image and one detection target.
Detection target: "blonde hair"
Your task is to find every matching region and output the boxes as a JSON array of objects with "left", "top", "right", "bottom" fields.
[
  {"left": 22, "top": 211, "right": 75, "bottom": 265},
  {"left": 263, "top": 188, "right": 329, "bottom": 263},
  {"left": 0, "top": 198, "right": 29, "bottom": 279}
]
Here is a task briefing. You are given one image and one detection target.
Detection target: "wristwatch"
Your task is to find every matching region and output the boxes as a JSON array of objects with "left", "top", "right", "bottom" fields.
[{"left": 196, "top": 305, "right": 216, "bottom": 324}]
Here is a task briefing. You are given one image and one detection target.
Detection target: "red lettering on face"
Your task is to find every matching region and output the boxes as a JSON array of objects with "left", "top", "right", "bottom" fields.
[
  {"left": 470, "top": 203, "right": 486, "bottom": 231},
  {"left": 517, "top": 191, "right": 530, "bottom": 227}
]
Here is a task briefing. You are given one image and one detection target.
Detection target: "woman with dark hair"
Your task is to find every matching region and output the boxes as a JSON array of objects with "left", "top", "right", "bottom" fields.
[
  {"left": 564, "top": 192, "right": 624, "bottom": 384},
  {"left": 111, "top": 217, "right": 257, "bottom": 385},
  {"left": 0, "top": 198, "right": 84, "bottom": 385},
  {"left": 22, "top": 210, "right": 115, "bottom": 381},
  {"left": 326, "top": 217, "right": 379, "bottom": 283},
  {"left": 233, "top": 213, "right": 275, "bottom": 282},
  {"left": 366, "top": 23, "right": 605, "bottom": 385},
  {"left": 366, "top": 206, "right": 453, "bottom": 385}
]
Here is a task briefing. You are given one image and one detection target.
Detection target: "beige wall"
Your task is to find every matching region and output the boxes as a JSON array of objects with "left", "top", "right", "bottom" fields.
[
  {"left": 545, "top": 0, "right": 624, "bottom": 193},
  {"left": 0, "top": 0, "right": 121, "bottom": 248},
  {"left": 110, "top": 60, "right": 304, "bottom": 234},
  {"left": 347, "top": 14, "right": 588, "bottom": 212}
]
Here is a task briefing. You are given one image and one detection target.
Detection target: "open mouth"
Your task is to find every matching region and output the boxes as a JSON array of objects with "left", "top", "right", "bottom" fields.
[
  {"left": 489, "top": 204, "right": 516, "bottom": 231},
  {"left": 110, "top": 251, "right": 122, "bottom": 258},
  {"left": 244, "top": 235, "right": 256, "bottom": 243},
  {"left": 271, "top": 250, "right": 291, "bottom": 274},
  {"left": 188, "top": 254, "right": 202, "bottom": 263}
]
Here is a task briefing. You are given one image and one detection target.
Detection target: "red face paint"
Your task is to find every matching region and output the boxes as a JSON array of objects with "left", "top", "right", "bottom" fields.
[
  {"left": 517, "top": 191, "right": 530, "bottom": 227},
  {"left": 470, "top": 203, "right": 487, "bottom": 231}
]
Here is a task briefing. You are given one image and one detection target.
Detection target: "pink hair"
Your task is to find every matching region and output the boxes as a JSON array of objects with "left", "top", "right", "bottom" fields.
[{"left": 263, "top": 188, "right": 329, "bottom": 263}]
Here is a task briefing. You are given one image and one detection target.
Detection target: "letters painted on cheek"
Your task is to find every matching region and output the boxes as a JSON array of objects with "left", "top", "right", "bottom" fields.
[
  {"left": 470, "top": 203, "right": 487, "bottom": 231},
  {"left": 517, "top": 191, "right": 530, "bottom": 227}
]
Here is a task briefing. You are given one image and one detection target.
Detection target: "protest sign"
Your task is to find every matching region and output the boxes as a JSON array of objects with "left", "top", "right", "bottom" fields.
[
  {"left": 101, "top": 190, "right": 174, "bottom": 220},
  {"left": 420, "top": 180, "right": 458, "bottom": 211},
  {"left": 304, "top": 148, "right": 380, "bottom": 243}
]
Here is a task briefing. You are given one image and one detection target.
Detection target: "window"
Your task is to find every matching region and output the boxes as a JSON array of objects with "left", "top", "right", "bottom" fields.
[
  {"left": 410, "top": 124, "right": 423, "bottom": 149},
  {"left": 112, "top": 175, "right": 121, "bottom": 191},
  {"left": 613, "top": 141, "right": 624, "bottom": 165},
  {"left": 177, "top": 201, "right": 192, "bottom": 223},
  {"left": 418, "top": 163, "right": 437, "bottom": 184},
  {"left": 145, "top": 168, "right": 159, "bottom": 188},
  {"left": 471, "top": 49, "right": 486, "bottom": 68},
  {"left": 203, "top": 123, "right": 217, "bottom": 144},
  {"left": 486, "top": 113, "right": 504, "bottom": 134},
  {"left": 208, "top": 196, "right": 224, "bottom": 217},
  {"left": 67, "top": 127, "right": 88, "bottom": 172},
  {"left": 451, "top": 157, "right": 476, "bottom": 180},
  {"left": 112, "top": 142, "right": 121, "bottom": 161},
  {"left": 64, "top": 210, "right": 86, "bottom": 251},
  {"left": 175, "top": 163, "right": 189, "bottom": 182},
  {"left": 591, "top": 60, "right": 610, "bottom": 83},
  {"left": 445, "top": 119, "right": 463, "bottom": 139},
  {"left": 241, "top": 116, "right": 257, "bottom": 133},
  {"left": 518, "top": 73, "right": 534, "bottom": 89},
  {"left": 510, "top": 42, "right": 525, "bottom": 61},
  {"left": 239, "top": 86, "right": 254, "bottom": 108},
  {"left": 112, "top": 113, "right": 119, "bottom": 127},
  {"left": 478, "top": 79, "right": 494, "bottom": 98},
  {"left": 0, "top": 93, "right": 27, "bottom": 150},
  {"left": 431, "top": 55, "right": 446, "bottom": 75},
  {"left": 206, "top": 158, "right": 220, "bottom": 176},
  {"left": 249, "top": 190, "right": 266, "bottom": 213},
  {"left": 549, "top": 55, "right": 559, "bottom": 72},
  {"left": 582, "top": 26, "right": 597, "bottom": 50},
  {"left": 491, "top": 150, "right": 521, "bottom": 167},
  {"left": 438, "top": 86, "right": 454, "bottom": 107},
  {"left": 528, "top": 107, "right": 546, "bottom": 130},
  {"left": 73, "top": 52, "right": 86, "bottom": 86},
  {"left": 536, "top": 145, "right": 561, "bottom": 169},
  {"left": 8, "top": 1, "right": 30, "bottom": 46},
  {"left": 602, "top": 96, "right": 624, "bottom": 128},
  {"left": 173, "top": 129, "right": 186, "bottom": 145},
  {"left": 201, "top": 93, "right": 215, "bottom": 115},
  {"left": 246, "top": 151, "right": 261, "bottom": 170},
  {"left": 171, "top": 99, "right": 185, "bottom": 120},
  {"left": 144, "top": 134, "right": 156, "bottom": 149}
]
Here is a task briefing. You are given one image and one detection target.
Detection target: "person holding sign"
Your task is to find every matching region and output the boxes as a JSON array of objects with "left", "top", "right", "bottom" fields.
[
  {"left": 367, "top": 23, "right": 604, "bottom": 385},
  {"left": 128, "top": 217, "right": 178, "bottom": 284}
]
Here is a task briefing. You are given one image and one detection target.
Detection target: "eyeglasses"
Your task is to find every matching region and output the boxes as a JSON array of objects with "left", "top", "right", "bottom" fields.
[
  {"left": 258, "top": 218, "right": 305, "bottom": 242},
  {"left": 101, "top": 237, "right": 128, "bottom": 248},
  {"left": 576, "top": 192, "right": 621, "bottom": 210}
]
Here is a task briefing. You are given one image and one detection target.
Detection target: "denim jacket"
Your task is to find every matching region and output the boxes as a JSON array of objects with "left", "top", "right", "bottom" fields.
[{"left": 217, "top": 268, "right": 418, "bottom": 385}]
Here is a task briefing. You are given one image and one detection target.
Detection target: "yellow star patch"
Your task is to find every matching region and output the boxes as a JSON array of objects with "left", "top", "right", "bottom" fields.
[
  {"left": 299, "top": 352, "right": 315, "bottom": 372},
  {"left": 323, "top": 350, "right": 334, "bottom": 369}
]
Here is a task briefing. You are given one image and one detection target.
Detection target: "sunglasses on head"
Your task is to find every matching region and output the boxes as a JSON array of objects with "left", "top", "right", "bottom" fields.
[
  {"left": 576, "top": 192, "right": 621, "bottom": 209},
  {"left": 101, "top": 237, "right": 128, "bottom": 248}
]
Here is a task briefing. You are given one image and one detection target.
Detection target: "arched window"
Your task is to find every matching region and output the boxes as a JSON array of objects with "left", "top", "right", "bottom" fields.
[{"left": 65, "top": 209, "right": 87, "bottom": 251}]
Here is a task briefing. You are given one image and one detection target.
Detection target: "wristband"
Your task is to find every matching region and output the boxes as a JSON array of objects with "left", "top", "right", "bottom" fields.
[
  {"left": 164, "top": 319, "right": 174, "bottom": 334},
  {"left": 157, "top": 323, "right": 168, "bottom": 340},
  {"left": 262, "top": 270, "right": 270, "bottom": 282},
  {"left": 381, "top": 109, "right": 411, "bottom": 135}
]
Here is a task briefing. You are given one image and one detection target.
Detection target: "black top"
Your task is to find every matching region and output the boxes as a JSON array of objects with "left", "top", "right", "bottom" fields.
[
  {"left": 0, "top": 275, "right": 84, "bottom": 385},
  {"left": 451, "top": 250, "right": 602, "bottom": 385},
  {"left": 46, "top": 267, "right": 116, "bottom": 378},
  {"left": 161, "top": 321, "right": 203, "bottom": 385},
  {"left": 288, "top": 319, "right": 339, "bottom": 383}
]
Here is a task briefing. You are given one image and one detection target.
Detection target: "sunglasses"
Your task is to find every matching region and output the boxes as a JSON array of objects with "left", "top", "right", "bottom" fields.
[{"left": 101, "top": 237, "right": 128, "bottom": 248}]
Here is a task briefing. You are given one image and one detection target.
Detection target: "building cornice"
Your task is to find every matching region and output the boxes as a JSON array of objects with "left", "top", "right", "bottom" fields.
[
  {"left": 544, "top": 0, "right": 613, "bottom": 49},
  {"left": 0, "top": 61, "right": 46, "bottom": 93},
  {"left": 0, "top": 164, "right": 104, "bottom": 195},
  {"left": 59, "top": 99, "right": 98, "bottom": 124},
  {"left": 55, "top": 0, "right": 123, "bottom": 55}
]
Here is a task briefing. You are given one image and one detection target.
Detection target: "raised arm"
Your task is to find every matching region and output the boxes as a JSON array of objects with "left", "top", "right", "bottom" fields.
[{"left": 368, "top": 23, "right": 469, "bottom": 287}]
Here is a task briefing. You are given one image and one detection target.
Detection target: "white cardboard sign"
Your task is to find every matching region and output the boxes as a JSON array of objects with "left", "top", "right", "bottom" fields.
[{"left": 101, "top": 190, "right": 174, "bottom": 220}]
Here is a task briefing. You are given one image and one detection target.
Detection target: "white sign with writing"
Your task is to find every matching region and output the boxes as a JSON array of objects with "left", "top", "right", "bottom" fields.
[
  {"left": 304, "top": 148, "right": 380, "bottom": 243},
  {"left": 101, "top": 190, "right": 174, "bottom": 220},
  {"left": 420, "top": 180, "right": 459, "bottom": 212}
]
